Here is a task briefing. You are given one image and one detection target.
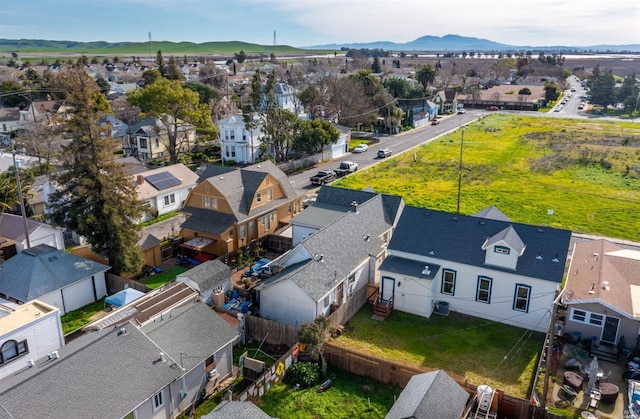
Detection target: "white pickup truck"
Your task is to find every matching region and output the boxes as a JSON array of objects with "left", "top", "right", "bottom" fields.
[{"left": 335, "top": 161, "right": 358, "bottom": 177}]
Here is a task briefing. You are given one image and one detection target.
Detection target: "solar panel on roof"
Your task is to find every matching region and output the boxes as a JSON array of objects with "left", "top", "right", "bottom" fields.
[{"left": 146, "top": 171, "right": 181, "bottom": 191}]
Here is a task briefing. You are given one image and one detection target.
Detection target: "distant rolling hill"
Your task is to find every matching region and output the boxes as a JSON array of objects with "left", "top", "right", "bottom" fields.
[{"left": 308, "top": 34, "right": 640, "bottom": 53}]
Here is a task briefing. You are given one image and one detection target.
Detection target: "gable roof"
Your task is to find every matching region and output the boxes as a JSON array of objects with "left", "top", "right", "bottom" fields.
[
  {"left": 473, "top": 205, "right": 512, "bottom": 222},
  {"left": 176, "top": 259, "right": 231, "bottom": 292},
  {"left": 482, "top": 225, "right": 526, "bottom": 255},
  {"left": 135, "top": 163, "right": 199, "bottom": 200},
  {"left": 261, "top": 194, "right": 396, "bottom": 301},
  {"left": 141, "top": 301, "right": 238, "bottom": 371},
  {"left": 203, "top": 400, "right": 274, "bottom": 419},
  {"left": 563, "top": 239, "right": 640, "bottom": 318},
  {"left": 385, "top": 370, "right": 469, "bottom": 419},
  {"left": 389, "top": 206, "right": 571, "bottom": 282},
  {"left": 0, "top": 213, "right": 58, "bottom": 244},
  {"left": 0, "top": 244, "right": 110, "bottom": 302},
  {"left": 184, "top": 161, "right": 296, "bottom": 229},
  {"left": 0, "top": 323, "right": 182, "bottom": 419}
]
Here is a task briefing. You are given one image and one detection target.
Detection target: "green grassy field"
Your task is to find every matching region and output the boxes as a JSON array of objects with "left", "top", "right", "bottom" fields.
[
  {"left": 140, "top": 265, "right": 188, "bottom": 289},
  {"left": 335, "top": 115, "right": 640, "bottom": 241},
  {"left": 333, "top": 308, "right": 543, "bottom": 399}
]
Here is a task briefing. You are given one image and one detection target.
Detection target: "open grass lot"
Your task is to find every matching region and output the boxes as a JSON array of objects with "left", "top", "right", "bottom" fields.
[
  {"left": 255, "top": 366, "right": 400, "bottom": 419},
  {"left": 140, "top": 265, "right": 189, "bottom": 289},
  {"left": 333, "top": 308, "right": 544, "bottom": 399},
  {"left": 335, "top": 115, "right": 640, "bottom": 241},
  {"left": 60, "top": 297, "right": 105, "bottom": 335}
]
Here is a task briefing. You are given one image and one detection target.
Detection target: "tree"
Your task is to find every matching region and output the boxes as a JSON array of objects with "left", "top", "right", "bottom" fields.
[
  {"left": 0, "top": 81, "right": 28, "bottom": 108},
  {"left": 415, "top": 64, "right": 436, "bottom": 93},
  {"left": 298, "top": 315, "right": 331, "bottom": 374},
  {"left": 544, "top": 81, "right": 561, "bottom": 103},
  {"left": 617, "top": 72, "right": 638, "bottom": 112},
  {"left": 235, "top": 50, "right": 247, "bottom": 64},
  {"left": 350, "top": 69, "right": 379, "bottom": 96},
  {"left": 155, "top": 50, "right": 167, "bottom": 77},
  {"left": 165, "top": 56, "right": 184, "bottom": 81},
  {"left": 127, "top": 77, "right": 213, "bottom": 163},
  {"left": 298, "top": 85, "right": 322, "bottom": 117},
  {"left": 371, "top": 56, "right": 381, "bottom": 73},
  {"left": 47, "top": 66, "right": 144, "bottom": 275},
  {"left": 141, "top": 69, "right": 162, "bottom": 86},
  {"left": 293, "top": 119, "right": 340, "bottom": 154},
  {"left": 588, "top": 65, "right": 616, "bottom": 111}
]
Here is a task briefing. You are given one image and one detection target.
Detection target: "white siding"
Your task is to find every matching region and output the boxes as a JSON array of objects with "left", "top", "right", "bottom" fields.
[
  {"left": 259, "top": 280, "right": 316, "bottom": 327},
  {"left": 29, "top": 226, "right": 65, "bottom": 251},
  {"left": 62, "top": 279, "right": 95, "bottom": 313}
]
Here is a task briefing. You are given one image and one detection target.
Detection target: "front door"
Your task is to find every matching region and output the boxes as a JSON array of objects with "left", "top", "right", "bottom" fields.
[
  {"left": 336, "top": 282, "right": 344, "bottom": 306},
  {"left": 601, "top": 316, "right": 620, "bottom": 345},
  {"left": 381, "top": 276, "right": 395, "bottom": 302}
]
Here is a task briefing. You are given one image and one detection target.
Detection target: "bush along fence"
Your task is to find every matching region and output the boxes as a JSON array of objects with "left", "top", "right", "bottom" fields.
[{"left": 236, "top": 343, "right": 300, "bottom": 402}]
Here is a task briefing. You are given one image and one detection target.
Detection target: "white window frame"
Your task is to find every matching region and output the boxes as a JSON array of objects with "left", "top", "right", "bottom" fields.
[
  {"left": 513, "top": 284, "right": 531, "bottom": 312},
  {"left": 441, "top": 270, "right": 456, "bottom": 295},
  {"left": 248, "top": 220, "right": 255, "bottom": 235},
  {"left": 267, "top": 188, "right": 272, "bottom": 201},
  {"left": 239, "top": 224, "right": 246, "bottom": 238},
  {"left": 163, "top": 193, "right": 175, "bottom": 207},
  {"left": 571, "top": 308, "right": 587, "bottom": 323},
  {"left": 589, "top": 313, "right": 604, "bottom": 326},
  {"left": 256, "top": 192, "right": 262, "bottom": 203},
  {"left": 494, "top": 246, "right": 510, "bottom": 255},
  {"left": 476, "top": 276, "right": 492, "bottom": 303},
  {"left": 203, "top": 196, "right": 216, "bottom": 210},
  {"left": 152, "top": 389, "right": 165, "bottom": 412}
]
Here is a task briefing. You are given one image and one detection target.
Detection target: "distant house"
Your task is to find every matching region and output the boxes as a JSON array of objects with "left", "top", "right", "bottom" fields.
[
  {"left": 457, "top": 84, "right": 546, "bottom": 110},
  {"left": 275, "top": 82, "right": 302, "bottom": 115},
  {"left": 133, "top": 163, "right": 199, "bottom": 222},
  {"left": 0, "top": 107, "right": 21, "bottom": 144},
  {"left": 433, "top": 89, "right": 459, "bottom": 114},
  {"left": 0, "top": 301, "right": 238, "bottom": 419},
  {"left": 99, "top": 114, "right": 129, "bottom": 140},
  {"left": 126, "top": 116, "right": 196, "bottom": 161},
  {"left": 0, "top": 244, "right": 110, "bottom": 314},
  {"left": 386, "top": 370, "right": 470, "bottom": 419},
  {"left": 257, "top": 188, "right": 402, "bottom": 327},
  {"left": 562, "top": 239, "right": 640, "bottom": 349},
  {"left": 379, "top": 206, "right": 572, "bottom": 332},
  {"left": 396, "top": 98, "right": 437, "bottom": 127},
  {"left": 218, "top": 114, "right": 265, "bottom": 164},
  {"left": 0, "top": 213, "right": 65, "bottom": 252},
  {"left": 180, "top": 161, "right": 303, "bottom": 258},
  {"left": 0, "top": 299, "right": 63, "bottom": 380}
]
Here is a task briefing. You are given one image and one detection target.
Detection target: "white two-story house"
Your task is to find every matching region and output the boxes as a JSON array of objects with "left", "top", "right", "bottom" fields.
[{"left": 218, "top": 114, "right": 264, "bottom": 164}]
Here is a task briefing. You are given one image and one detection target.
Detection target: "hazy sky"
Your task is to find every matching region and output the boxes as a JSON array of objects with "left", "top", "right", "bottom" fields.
[{"left": 2, "top": 0, "right": 639, "bottom": 48}]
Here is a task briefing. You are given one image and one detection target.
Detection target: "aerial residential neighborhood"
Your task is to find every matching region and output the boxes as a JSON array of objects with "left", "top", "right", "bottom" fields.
[{"left": 0, "top": 12, "right": 637, "bottom": 418}]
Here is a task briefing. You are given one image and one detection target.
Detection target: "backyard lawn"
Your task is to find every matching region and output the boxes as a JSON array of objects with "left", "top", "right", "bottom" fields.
[
  {"left": 335, "top": 115, "right": 640, "bottom": 241},
  {"left": 333, "top": 307, "right": 544, "bottom": 399},
  {"left": 140, "top": 265, "right": 189, "bottom": 289},
  {"left": 256, "top": 366, "right": 400, "bottom": 419}
]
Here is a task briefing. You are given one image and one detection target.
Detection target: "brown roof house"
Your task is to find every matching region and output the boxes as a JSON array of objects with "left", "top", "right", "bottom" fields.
[
  {"left": 458, "top": 84, "right": 546, "bottom": 111},
  {"left": 562, "top": 239, "right": 640, "bottom": 353},
  {"left": 180, "top": 161, "right": 303, "bottom": 258}
]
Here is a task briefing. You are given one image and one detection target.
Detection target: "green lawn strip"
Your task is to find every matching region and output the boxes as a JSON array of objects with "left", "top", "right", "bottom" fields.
[
  {"left": 60, "top": 297, "right": 106, "bottom": 335},
  {"left": 140, "top": 265, "right": 189, "bottom": 289},
  {"left": 335, "top": 115, "right": 640, "bottom": 241},
  {"left": 333, "top": 308, "right": 543, "bottom": 398},
  {"left": 256, "top": 366, "right": 400, "bottom": 419}
]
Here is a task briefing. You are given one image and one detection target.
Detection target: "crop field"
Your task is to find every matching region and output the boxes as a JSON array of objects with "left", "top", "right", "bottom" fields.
[{"left": 335, "top": 115, "right": 640, "bottom": 241}]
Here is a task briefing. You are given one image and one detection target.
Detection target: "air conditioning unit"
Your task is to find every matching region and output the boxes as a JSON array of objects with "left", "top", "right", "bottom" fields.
[
  {"left": 179, "top": 390, "right": 187, "bottom": 400},
  {"left": 208, "top": 369, "right": 218, "bottom": 380}
]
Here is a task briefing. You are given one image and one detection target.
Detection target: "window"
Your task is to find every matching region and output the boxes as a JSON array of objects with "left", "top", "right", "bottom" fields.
[
  {"left": 0, "top": 339, "right": 28, "bottom": 364},
  {"left": 203, "top": 196, "right": 216, "bottom": 210},
  {"left": 140, "top": 138, "right": 148, "bottom": 149},
  {"left": 230, "top": 129, "right": 235, "bottom": 140},
  {"left": 243, "top": 130, "right": 247, "bottom": 141},
  {"left": 248, "top": 220, "right": 255, "bottom": 235},
  {"left": 476, "top": 277, "right": 492, "bottom": 303},
  {"left": 494, "top": 246, "right": 510, "bottom": 255},
  {"left": 513, "top": 284, "right": 531, "bottom": 312},
  {"left": 155, "top": 138, "right": 159, "bottom": 147},
  {"left": 231, "top": 146, "right": 236, "bottom": 158},
  {"left": 239, "top": 224, "right": 246, "bottom": 238},
  {"left": 263, "top": 214, "right": 271, "bottom": 230},
  {"left": 267, "top": 188, "right": 272, "bottom": 201},
  {"left": 323, "top": 296, "right": 330, "bottom": 307},
  {"left": 441, "top": 270, "right": 456, "bottom": 295},
  {"left": 571, "top": 309, "right": 587, "bottom": 323},
  {"left": 224, "top": 129, "right": 229, "bottom": 140},
  {"left": 163, "top": 194, "right": 175, "bottom": 207},
  {"left": 589, "top": 313, "right": 604, "bottom": 326},
  {"left": 152, "top": 389, "right": 165, "bottom": 411},
  {"left": 256, "top": 192, "right": 262, "bottom": 203}
]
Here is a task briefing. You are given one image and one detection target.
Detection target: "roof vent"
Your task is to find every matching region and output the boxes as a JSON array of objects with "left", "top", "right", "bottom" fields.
[
  {"left": 27, "top": 359, "right": 34, "bottom": 368},
  {"left": 536, "top": 252, "right": 543, "bottom": 260},
  {"left": 117, "top": 327, "right": 128, "bottom": 336},
  {"left": 552, "top": 253, "right": 560, "bottom": 263},
  {"left": 588, "top": 282, "right": 595, "bottom": 295},
  {"left": 424, "top": 211, "right": 431, "bottom": 216},
  {"left": 602, "top": 281, "right": 609, "bottom": 291},
  {"left": 451, "top": 216, "right": 458, "bottom": 221},
  {"left": 49, "top": 351, "right": 60, "bottom": 360},
  {"left": 159, "top": 352, "right": 166, "bottom": 362},
  {"left": 479, "top": 220, "right": 486, "bottom": 225},
  {"left": 421, "top": 265, "right": 431, "bottom": 275},
  {"left": 428, "top": 249, "right": 435, "bottom": 256},
  {"left": 536, "top": 227, "right": 544, "bottom": 233},
  {"left": 363, "top": 234, "right": 370, "bottom": 241}
]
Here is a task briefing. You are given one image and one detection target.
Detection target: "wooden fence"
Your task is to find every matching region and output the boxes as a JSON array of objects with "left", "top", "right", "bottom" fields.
[
  {"left": 244, "top": 314, "right": 300, "bottom": 347},
  {"left": 326, "top": 284, "right": 368, "bottom": 330},
  {"left": 236, "top": 343, "right": 299, "bottom": 403},
  {"left": 105, "top": 273, "right": 151, "bottom": 294}
]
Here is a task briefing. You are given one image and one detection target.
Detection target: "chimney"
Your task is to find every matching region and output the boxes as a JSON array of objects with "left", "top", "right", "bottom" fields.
[{"left": 136, "top": 175, "right": 145, "bottom": 185}]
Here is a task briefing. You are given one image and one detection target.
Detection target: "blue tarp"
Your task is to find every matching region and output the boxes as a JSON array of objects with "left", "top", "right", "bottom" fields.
[{"left": 105, "top": 288, "right": 145, "bottom": 307}]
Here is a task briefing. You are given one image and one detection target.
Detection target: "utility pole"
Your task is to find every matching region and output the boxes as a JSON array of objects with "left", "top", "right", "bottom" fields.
[
  {"left": 541, "top": 289, "right": 564, "bottom": 408},
  {"left": 456, "top": 128, "right": 465, "bottom": 214},
  {"left": 12, "top": 146, "right": 31, "bottom": 249}
]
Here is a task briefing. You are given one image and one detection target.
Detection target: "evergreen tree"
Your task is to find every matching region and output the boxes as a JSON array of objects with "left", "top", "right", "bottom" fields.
[
  {"left": 371, "top": 56, "right": 381, "bottom": 73},
  {"left": 47, "top": 66, "right": 145, "bottom": 275}
]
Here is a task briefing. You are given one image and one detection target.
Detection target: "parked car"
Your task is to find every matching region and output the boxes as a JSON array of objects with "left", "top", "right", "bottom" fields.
[
  {"left": 335, "top": 161, "right": 358, "bottom": 177},
  {"left": 310, "top": 170, "right": 336, "bottom": 185},
  {"left": 431, "top": 119, "right": 440, "bottom": 125},
  {"left": 377, "top": 148, "right": 392, "bottom": 158},
  {"left": 485, "top": 106, "right": 499, "bottom": 111},
  {"left": 352, "top": 144, "right": 369, "bottom": 153},
  {"left": 457, "top": 108, "right": 466, "bottom": 114}
]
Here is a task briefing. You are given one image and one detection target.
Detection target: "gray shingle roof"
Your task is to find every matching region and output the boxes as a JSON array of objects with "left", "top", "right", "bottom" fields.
[
  {"left": 0, "top": 213, "right": 52, "bottom": 243},
  {"left": 385, "top": 370, "right": 470, "bottom": 419},
  {"left": 203, "top": 400, "right": 275, "bottom": 419},
  {"left": 379, "top": 255, "right": 440, "bottom": 280},
  {"left": 316, "top": 186, "right": 403, "bottom": 226},
  {"left": 389, "top": 207, "right": 571, "bottom": 282},
  {"left": 141, "top": 302, "right": 238, "bottom": 371},
  {"left": 473, "top": 205, "right": 512, "bottom": 222},
  {"left": 262, "top": 194, "right": 397, "bottom": 301},
  {"left": 0, "top": 323, "right": 182, "bottom": 419},
  {"left": 176, "top": 259, "right": 231, "bottom": 292},
  {"left": 0, "top": 244, "right": 110, "bottom": 302},
  {"left": 181, "top": 206, "right": 238, "bottom": 235},
  {"left": 482, "top": 225, "right": 526, "bottom": 255}
]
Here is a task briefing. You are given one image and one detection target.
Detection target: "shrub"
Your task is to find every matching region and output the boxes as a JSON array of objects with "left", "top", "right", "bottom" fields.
[{"left": 285, "top": 362, "right": 320, "bottom": 388}]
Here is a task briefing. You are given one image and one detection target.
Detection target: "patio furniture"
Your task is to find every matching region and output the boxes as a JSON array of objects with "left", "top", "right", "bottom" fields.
[
  {"left": 597, "top": 382, "right": 619, "bottom": 404},
  {"left": 560, "top": 384, "right": 578, "bottom": 402},
  {"left": 563, "top": 370, "right": 584, "bottom": 392}
]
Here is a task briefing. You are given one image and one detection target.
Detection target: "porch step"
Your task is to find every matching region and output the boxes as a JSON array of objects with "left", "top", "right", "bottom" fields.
[{"left": 590, "top": 344, "right": 618, "bottom": 364}]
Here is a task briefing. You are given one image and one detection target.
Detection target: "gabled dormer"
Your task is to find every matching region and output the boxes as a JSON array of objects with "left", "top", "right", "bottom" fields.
[{"left": 481, "top": 225, "right": 526, "bottom": 270}]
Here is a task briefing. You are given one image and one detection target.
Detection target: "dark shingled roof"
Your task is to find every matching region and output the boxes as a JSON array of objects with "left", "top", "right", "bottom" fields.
[
  {"left": 385, "top": 370, "right": 469, "bottom": 419},
  {"left": 389, "top": 206, "right": 571, "bottom": 282},
  {"left": 176, "top": 259, "right": 231, "bottom": 292},
  {"left": 0, "top": 324, "right": 182, "bottom": 419},
  {"left": 202, "top": 400, "right": 275, "bottom": 419},
  {"left": 181, "top": 206, "right": 238, "bottom": 235},
  {"left": 0, "top": 244, "right": 110, "bottom": 302},
  {"left": 379, "top": 255, "right": 441, "bottom": 280},
  {"left": 316, "top": 186, "right": 403, "bottom": 226}
]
